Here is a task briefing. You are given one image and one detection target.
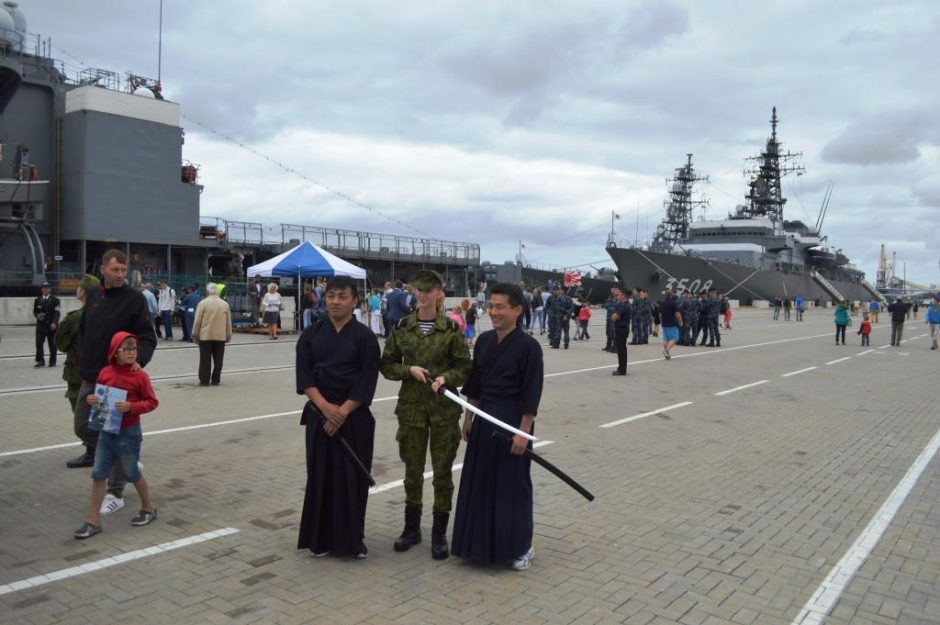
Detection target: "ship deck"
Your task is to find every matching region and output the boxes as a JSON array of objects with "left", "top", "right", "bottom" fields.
[{"left": 1, "top": 309, "right": 938, "bottom": 625}]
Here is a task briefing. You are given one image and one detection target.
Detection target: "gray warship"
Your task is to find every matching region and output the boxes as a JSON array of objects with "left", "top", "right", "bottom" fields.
[{"left": 606, "top": 108, "right": 881, "bottom": 304}]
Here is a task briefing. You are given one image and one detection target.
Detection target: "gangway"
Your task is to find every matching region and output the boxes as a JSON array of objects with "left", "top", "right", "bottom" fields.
[{"left": 811, "top": 269, "right": 845, "bottom": 302}]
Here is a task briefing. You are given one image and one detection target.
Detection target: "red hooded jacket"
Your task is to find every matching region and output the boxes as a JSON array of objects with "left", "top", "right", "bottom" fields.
[{"left": 95, "top": 331, "right": 158, "bottom": 430}]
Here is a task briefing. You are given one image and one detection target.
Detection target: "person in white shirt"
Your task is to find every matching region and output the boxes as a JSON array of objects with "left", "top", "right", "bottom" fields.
[
  {"left": 262, "top": 283, "right": 283, "bottom": 340},
  {"left": 157, "top": 280, "right": 176, "bottom": 340}
]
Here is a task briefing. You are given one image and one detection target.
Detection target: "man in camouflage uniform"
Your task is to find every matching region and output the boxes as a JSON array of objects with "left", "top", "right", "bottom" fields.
[
  {"left": 546, "top": 284, "right": 574, "bottom": 349},
  {"left": 633, "top": 289, "right": 652, "bottom": 344},
  {"left": 603, "top": 286, "right": 620, "bottom": 352},
  {"left": 380, "top": 270, "right": 472, "bottom": 559},
  {"left": 680, "top": 290, "right": 697, "bottom": 346},
  {"left": 694, "top": 291, "right": 708, "bottom": 345},
  {"left": 56, "top": 275, "right": 100, "bottom": 413},
  {"left": 705, "top": 287, "right": 722, "bottom": 347}
]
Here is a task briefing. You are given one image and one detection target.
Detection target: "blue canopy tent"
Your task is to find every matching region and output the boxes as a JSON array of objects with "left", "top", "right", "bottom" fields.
[{"left": 245, "top": 241, "right": 367, "bottom": 328}]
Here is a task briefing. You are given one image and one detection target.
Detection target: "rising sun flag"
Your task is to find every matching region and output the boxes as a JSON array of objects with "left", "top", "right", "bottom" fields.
[{"left": 563, "top": 269, "right": 582, "bottom": 288}]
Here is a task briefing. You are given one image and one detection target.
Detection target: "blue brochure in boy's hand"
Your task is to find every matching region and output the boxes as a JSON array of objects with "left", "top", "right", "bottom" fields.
[{"left": 87, "top": 384, "right": 127, "bottom": 434}]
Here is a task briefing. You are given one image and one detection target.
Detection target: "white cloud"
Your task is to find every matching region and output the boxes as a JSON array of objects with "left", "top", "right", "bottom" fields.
[{"left": 22, "top": 0, "right": 940, "bottom": 284}]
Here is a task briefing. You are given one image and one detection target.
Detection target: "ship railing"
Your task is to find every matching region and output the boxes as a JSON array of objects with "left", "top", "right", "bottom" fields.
[{"left": 0, "top": 27, "right": 24, "bottom": 55}]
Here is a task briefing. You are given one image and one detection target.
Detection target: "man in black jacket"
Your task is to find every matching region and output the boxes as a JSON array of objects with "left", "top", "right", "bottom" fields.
[
  {"left": 33, "top": 281, "right": 61, "bottom": 368},
  {"left": 68, "top": 250, "right": 157, "bottom": 515},
  {"left": 888, "top": 297, "right": 911, "bottom": 346}
]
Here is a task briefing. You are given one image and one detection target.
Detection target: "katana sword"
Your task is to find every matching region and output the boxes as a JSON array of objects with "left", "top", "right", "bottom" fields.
[
  {"left": 306, "top": 401, "right": 376, "bottom": 486},
  {"left": 492, "top": 431, "right": 595, "bottom": 502},
  {"left": 423, "top": 375, "right": 537, "bottom": 442}
]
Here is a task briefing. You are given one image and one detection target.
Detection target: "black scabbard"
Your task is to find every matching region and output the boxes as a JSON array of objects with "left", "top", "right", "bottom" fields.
[
  {"left": 306, "top": 401, "right": 376, "bottom": 486},
  {"left": 492, "top": 431, "right": 595, "bottom": 502}
]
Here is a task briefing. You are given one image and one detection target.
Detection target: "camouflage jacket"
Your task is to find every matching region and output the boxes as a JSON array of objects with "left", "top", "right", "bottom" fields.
[
  {"left": 379, "top": 313, "right": 472, "bottom": 426},
  {"left": 635, "top": 297, "right": 652, "bottom": 319},
  {"left": 56, "top": 308, "right": 83, "bottom": 386},
  {"left": 603, "top": 295, "right": 618, "bottom": 318},
  {"left": 705, "top": 297, "right": 721, "bottom": 319},
  {"left": 680, "top": 298, "right": 699, "bottom": 322},
  {"left": 547, "top": 294, "right": 575, "bottom": 319}
]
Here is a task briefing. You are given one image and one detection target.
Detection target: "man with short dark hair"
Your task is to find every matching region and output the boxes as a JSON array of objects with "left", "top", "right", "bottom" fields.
[
  {"left": 611, "top": 288, "right": 632, "bottom": 375},
  {"left": 69, "top": 249, "right": 157, "bottom": 518},
  {"left": 603, "top": 286, "right": 620, "bottom": 352},
  {"left": 704, "top": 288, "right": 721, "bottom": 347},
  {"left": 659, "top": 289, "right": 683, "bottom": 360},
  {"left": 888, "top": 297, "right": 911, "bottom": 346},
  {"left": 33, "top": 281, "right": 60, "bottom": 368},
  {"left": 452, "top": 282, "right": 544, "bottom": 571},
  {"left": 385, "top": 280, "right": 410, "bottom": 334},
  {"left": 297, "top": 276, "right": 381, "bottom": 559}
]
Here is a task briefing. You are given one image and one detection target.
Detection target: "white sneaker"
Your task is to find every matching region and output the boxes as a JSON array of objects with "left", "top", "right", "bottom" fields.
[
  {"left": 510, "top": 546, "right": 534, "bottom": 571},
  {"left": 100, "top": 494, "right": 125, "bottom": 516}
]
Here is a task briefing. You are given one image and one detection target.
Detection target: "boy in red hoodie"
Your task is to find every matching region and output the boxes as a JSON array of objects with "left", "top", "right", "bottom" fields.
[
  {"left": 858, "top": 313, "right": 872, "bottom": 346},
  {"left": 74, "top": 331, "right": 158, "bottom": 539}
]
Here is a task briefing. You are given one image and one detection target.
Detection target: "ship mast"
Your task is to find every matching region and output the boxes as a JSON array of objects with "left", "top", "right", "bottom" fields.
[
  {"left": 650, "top": 153, "right": 707, "bottom": 252},
  {"left": 741, "top": 107, "right": 804, "bottom": 224}
]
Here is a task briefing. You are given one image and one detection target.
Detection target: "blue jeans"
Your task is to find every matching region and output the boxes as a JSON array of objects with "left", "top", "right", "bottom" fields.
[
  {"left": 532, "top": 308, "right": 545, "bottom": 333},
  {"left": 161, "top": 310, "right": 173, "bottom": 339},
  {"left": 91, "top": 425, "right": 143, "bottom": 482}
]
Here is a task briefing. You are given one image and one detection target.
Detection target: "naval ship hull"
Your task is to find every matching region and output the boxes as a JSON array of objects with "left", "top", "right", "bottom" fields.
[{"left": 607, "top": 246, "right": 878, "bottom": 303}]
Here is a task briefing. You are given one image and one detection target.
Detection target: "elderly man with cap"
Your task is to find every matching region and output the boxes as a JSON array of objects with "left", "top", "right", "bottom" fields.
[
  {"left": 379, "top": 269, "right": 472, "bottom": 559},
  {"left": 33, "top": 280, "right": 61, "bottom": 368},
  {"left": 192, "top": 282, "right": 232, "bottom": 386}
]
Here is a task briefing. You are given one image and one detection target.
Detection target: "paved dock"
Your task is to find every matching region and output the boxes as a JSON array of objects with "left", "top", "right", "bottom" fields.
[{"left": 1, "top": 309, "right": 938, "bottom": 625}]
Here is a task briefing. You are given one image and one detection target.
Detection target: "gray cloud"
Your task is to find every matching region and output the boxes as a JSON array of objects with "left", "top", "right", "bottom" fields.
[
  {"left": 21, "top": 0, "right": 940, "bottom": 285},
  {"left": 820, "top": 109, "right": 940, "bottom": 166}
]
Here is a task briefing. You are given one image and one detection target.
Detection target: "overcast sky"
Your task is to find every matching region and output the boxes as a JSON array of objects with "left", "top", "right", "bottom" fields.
[{"left": 26, "top": 0, "right": 940, "bottom": 285}]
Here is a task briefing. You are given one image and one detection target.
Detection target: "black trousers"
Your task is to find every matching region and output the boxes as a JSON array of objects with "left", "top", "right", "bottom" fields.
[
  {"left": 614, "top": 326, "right": 629, "bottom": 373},
  {"left": 35, "top": 327, "right": 56, "bottom": 365},
  {"left": 198, "top": 340, "right": 226, "bottom": 384}
]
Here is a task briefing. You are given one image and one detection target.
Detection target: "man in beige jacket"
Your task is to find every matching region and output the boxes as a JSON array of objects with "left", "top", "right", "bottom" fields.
[{"left": 192, "top": 283, "right": 232, "bottom": 386}]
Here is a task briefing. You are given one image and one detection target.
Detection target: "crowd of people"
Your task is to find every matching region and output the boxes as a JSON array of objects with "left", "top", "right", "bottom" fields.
[{"left": 30, "top": 253, "right": 940, "bottom": 572}]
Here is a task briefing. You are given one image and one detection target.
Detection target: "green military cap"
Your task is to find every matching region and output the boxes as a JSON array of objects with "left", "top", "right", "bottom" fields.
[{"left": 414, "top": 270, "right": 444, "bottom": 291}]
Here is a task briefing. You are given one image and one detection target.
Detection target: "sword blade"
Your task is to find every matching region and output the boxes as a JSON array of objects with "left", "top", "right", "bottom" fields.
[{"left": 441, "top": 388, "right": 538, "bottom": 442}]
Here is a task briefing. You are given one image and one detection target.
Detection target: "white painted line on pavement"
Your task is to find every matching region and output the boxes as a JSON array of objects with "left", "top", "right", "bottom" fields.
[
  {"left": 856, "top": 349, "right": 874, "bottom": 356},
  {"left": 0, "top": 327, "right": 858, "bottom": 397},
  {"left": 877, "top": 345, "right": 890, "bottom": 349},
  {"left": 369, "top": 440, "right": 555, "bottom": 494},
  {"left": 0, "top": 398, "right": 392, "bottom": 458},
  {"left": 0, "top": 364, "right": 296, "bottom": 397},
  {"left": 781, "top": 366, "right": 817, "bottom": 378},
  {"left": 0, "top": 527, "right": 239, "bottom": 597},
  {"left": 790, "top": 427, "right": 940, "bottom": 625},
  {"left": 825, "top": 357, "right": 851, "bottom": 365},
  {"left": 714, "top": 380, "right": 768, "bottom": 396},
  {"left": 599, "top": 402, "right": 694, "bottom": 428}
]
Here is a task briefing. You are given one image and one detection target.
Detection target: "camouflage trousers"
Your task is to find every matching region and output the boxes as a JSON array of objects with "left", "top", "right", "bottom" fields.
[
  {"left": 397, "top": 418, "right": 461, "bottom": 513},
  {"left": 547, "top": 315, "right": 569, "bottom": 347}
]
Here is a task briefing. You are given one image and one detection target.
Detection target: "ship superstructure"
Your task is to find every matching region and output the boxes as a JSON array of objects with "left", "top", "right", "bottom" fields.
[{"left": 607, "top": 109, "right": 881, "bottom": 303}]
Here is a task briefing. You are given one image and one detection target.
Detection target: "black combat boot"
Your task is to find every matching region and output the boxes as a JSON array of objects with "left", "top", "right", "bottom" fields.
[
  {"left": 394, "top": 506, "right": 422, "bottom": 552},
  {"left": 431, "top": 511, "right": 450, "bottom": 560}
]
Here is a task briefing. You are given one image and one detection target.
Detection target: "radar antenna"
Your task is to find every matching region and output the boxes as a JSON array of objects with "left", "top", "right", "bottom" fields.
[
  {"left": 650, "top": 154, "right": 708, "bottom": 252},
  {"left": 741, "top": 107, "right": 804, "bottom": 224}
]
